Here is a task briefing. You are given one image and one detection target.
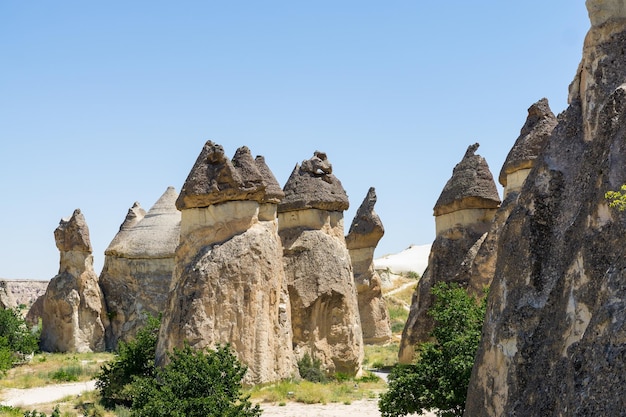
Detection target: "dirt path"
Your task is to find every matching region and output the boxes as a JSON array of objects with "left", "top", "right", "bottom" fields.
[{"left": 1, "top": 380, "right": 96, "bottom": 407}]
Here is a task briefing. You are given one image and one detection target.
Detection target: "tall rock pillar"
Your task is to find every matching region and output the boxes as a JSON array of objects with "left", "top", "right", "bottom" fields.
[
  {"left": 156, "top": 142, "right": 296, "bottom": 384},
  {"left": 41, "top": 209, "right": 109, "bottom": 352},
  {"left": 99, "top": 187, "right": 181, "bottom": 350},
  {"left": 278, "top": 151, "right": 364, "bottom": 376},
  {"left": 346, "top": 187, "right": 392, "bottom": 345},
  {"left": 465, "top": 2, "right": 626, "bottom": 415},
  {"left": 398, "top": 144, "right": 500, "bottom": 363}
]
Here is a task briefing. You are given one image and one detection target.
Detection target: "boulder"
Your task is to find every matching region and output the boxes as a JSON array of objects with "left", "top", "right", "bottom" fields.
[
  {"left": 278, "top": 152, "right": 364, "bottom": 376},
  {"left": 346, "top": 187, "right": 392, "bottom": 345},
  {"left": 40, "top": 209, "right": 109, "bottom": 352},
  {"left": 399, "top": 144, "right": 500, "bottom": 363},
  {"left": 157, "top": 142, "right": 296, "bottom": 384},
  {"left": 99, "top": 187, "right": 180, "bottom": 350},
  {"left": 465, "top": 3, "right": 626, "bottom": 415}
]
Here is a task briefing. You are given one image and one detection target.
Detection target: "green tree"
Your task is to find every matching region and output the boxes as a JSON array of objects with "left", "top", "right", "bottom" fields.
[
  {"left": 379, "top": 283, "right": 487, "bottom": 417},
  {"left": 129, "top": 343, "right": 261, "bottom": 417},
  {"left": 96, "top": 315, "right": 160, "bottom": 407},
  {"left": 606, "top": 184, "right": 626, "bottom": 211},
  {"left": 0, "top": 307, "right": 40, "bottom": 372}
]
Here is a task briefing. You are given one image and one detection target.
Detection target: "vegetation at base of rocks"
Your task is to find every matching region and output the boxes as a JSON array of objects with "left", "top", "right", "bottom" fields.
[
  {"left": 385, "top": 297, "right": 410, "bottom": 334},
  {"left": 379, "top": 282, "right": 488, "bottom": 417},
  {"left": 248, "top": 372, "right": 384, "bottom": 405},
  {"left": 405, "top": 271, "right": 420, "bottom": 280},
  {"left": 605, "top": 184, "right": 626, "bottom": 211},
  {"left": 297, "top": 353, "right": 328, "bottom": 383},
  {"left": 22, "top": 405, "right": 61, "bottom": 417},
  {"left": 0, "top": 307, "right": 40, "bottom": 373},
  {"left": 128, "top": 343, "right": 261, "bottom": 417},
  {"left": 363, "top": 342, "right": 400, "bottom": 370},
  {"left": 0, "top": 352, "right": 112, "bottom": 390},
  {"left": 96, "top": 315, "right": 160, "bottom": 408}
]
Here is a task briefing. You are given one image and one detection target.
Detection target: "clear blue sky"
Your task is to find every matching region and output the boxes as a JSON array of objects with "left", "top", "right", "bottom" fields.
[{"left": 0, "top": 2, "right": 589, "bottom": 279}]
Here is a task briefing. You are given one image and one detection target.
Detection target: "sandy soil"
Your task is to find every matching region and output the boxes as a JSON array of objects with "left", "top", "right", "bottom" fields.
[{"left": 1, "top": 381, "right": 436, "bottom": 416}]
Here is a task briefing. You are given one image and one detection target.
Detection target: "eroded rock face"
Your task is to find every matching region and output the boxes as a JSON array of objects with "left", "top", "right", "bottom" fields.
[
  {"left": 278, "top": 152, "right": 363, "bottom": 376},
  {"left": 399, "top": 145, "right": 500, "bottom": 363},
  {"left": 41, "top": 210, "right": 109, "bottom": 353},
  {"left": 99, "top": 187, "right": 180, "bottom": 350},
  {"left": 346, "top": 187, "right": 392, "bottom": 345},
  {"left": 499, "top": 99, "right": 557, "bottom": 197},
  {"left": 157, "top": 142, "right": 295, "bottom": 384},
  {"left": 465, "top": 4, "right": 626, "bottom": 415}
]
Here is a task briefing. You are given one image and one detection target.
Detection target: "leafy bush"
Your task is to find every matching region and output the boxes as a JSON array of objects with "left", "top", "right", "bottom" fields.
[
  {"left": 297, "top": 353, "right": 327, "bottom": 383},
  {"left": 606, "top": 184, "right": 626, "bottom": 211},
  {"left": 129, "top": 343, "right": 261, "bottom": 417},
  {"left": 96, "top": 315, "right": 159, "bottom": 407},
  {"left": 0, "top": 307, "right": 40, "bottom": 372},
  {"left": 23, "top": 406, "right": 60, "bottom": 417},
  {"left": 50, "top": 364, "right": 83, "bottom": 382},
  {"left": 379, "top": 283, "right": 487, "bottom": 417}
]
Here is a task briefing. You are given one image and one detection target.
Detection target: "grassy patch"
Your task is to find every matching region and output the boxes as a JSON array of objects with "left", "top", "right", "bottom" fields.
[
  {"left": 363, "top": 343, "right": 399, "bottom": 369},
  {"left": 249, "top": 373, "right": 385, "bottom": 406},
  {"left": 0, "top": 352, "right": 114, "bottom": 390}
]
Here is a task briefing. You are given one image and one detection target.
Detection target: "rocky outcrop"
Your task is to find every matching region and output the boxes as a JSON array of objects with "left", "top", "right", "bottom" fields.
[
  {"left": 7, "top": 280, "right": 48, "bottom": 309},
  {"left": 99, "top": 187, "right": 180, "bottom": 350},
  {"left": 398, "top": 144, "right": 500, "bottom": 363},
  {"left": 499, "top": 98, "right": 558, "bottom": 197},
  {"left": 278, "top": 152, "right": 364, "bottom": 376},
  {"left": 346, "top": 187, "right": 392, "bottom": 345},
  {"left": 0, "top": 281, "right": 17, "bottom": 310},
  {"left": 465, "top": 3, "right": 626, "bottom": 415},
  {"left": 40, "top": 209, "right": 109, "bottom": 353},
  {"left": 156, "top": 142, "right": 296, "bottom": 384}
]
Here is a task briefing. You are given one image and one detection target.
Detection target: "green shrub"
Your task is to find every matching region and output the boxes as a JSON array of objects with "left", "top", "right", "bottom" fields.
[
  {"left": 128, "top": 343, "right": 261, "bottom": 417},
  {"left": 0, "top": 307, "right": 40, "bottom": 373},
  {"left": 96, "top": 315, "right": 159, "bottom": 408},
  {"left": 297, "top": 353, "right": 327, "bottom": 383},
  {"left": 50, "top": 364, "right": 83, "bottom": 382},
  {"left": 379, "top": 283, "right": 488, "bottom": 417}
]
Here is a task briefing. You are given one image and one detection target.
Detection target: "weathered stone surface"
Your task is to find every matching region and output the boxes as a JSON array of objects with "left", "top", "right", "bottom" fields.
[
  {"left": 499, "top": 98, "right": 557, "bottom": 196},
  {"left": 346, "top": 188, "right": 392, "bottom": 345},
  {"left": 279, "top": 151, "right": 350, "bottom": 213},
  {"left": 6, "top": 280, "right": 48, "bottom": 309},
  {"left": 41, "top": 210, "right": 109, "bottom": 353},
  {"left": 465, "top": 5, "right": 626, "bottom": 415},
  {"left": 25, "top": 294, "right": 44, "bottom": 327},
  {"left": 157, "top": 143, "right": 296, "bottom": 384},
  {"left": 399, "top": 145, "right": 500, "bottom": 363},
  {"left": 0, "top": 281, "right": 17, "bottom": 310},
  {"left": 176, "top": 142, "right": 269, "bottom": 209},
  {"left": 434, "top": 143, "right": 501, "bottom": 217},
  {"left": 278, "top": 152, "right": 363, "bottom": 376},
  {"left": 100, "top": 187, "right": 180, "bottom": 349}
]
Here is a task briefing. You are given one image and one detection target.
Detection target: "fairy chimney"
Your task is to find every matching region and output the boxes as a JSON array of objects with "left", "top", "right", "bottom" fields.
[
  {"left": 278, "top": 151, "right": 364, "bottom": 376},
  {"left": 499, "top": 98, "right": 557, "bottom": 197},
  {"left": 345, "top": 187, "right": 392, "bottom": 345},
  {"left": 99, "top": 187, "right": 181, "bottom": 349},
  {"left": 156, "top": 141, "right": 296, "bottom": 384},
  {"left": 41, "top": 209, "right": 109, "bottom": 352}
]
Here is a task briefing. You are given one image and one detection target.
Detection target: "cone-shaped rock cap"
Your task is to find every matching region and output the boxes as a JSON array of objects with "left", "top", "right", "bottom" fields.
[
  {"left": 54, "top": 209, "right": 92, "bottom": 253},
  {"left": 106, "top": 187, "right": 181, "bottom": 259},
  {"left": 346, "top": 187, "right": 384, "bottom": 250},
  {"left": 278, "top": 151, "right": 349, "bottom": 212},
  {"left": 587, "top": 0, "right": 626, "bottom": 27},
  {"left": 104, "top": 202, "right": 146, "bottom": 254},
  {"left": 255, "top": 155, "right": 285, "bottom": 203},
  {"left": 176, "top": 141, "right": 283, "bottom": 209},
  {"left": 499, "top": 98, "right": 557, "bottom": 186},
  {"left": 434, "top": 143, "right": 501, "bottom": 216}
]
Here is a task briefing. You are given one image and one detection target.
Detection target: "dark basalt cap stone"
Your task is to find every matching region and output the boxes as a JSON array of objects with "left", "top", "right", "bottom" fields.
[
  {"left": 499, "top": 98, "right": 557, "bottom": 186},
  {"left": 434, "top": 143, "right": 501, "bottom": 216},
  {"left": 54, "top": 209, "right": 92, "bottom": 253},
  {"left": 345, "top": 187, "right": 384, "bottom": 250},
  {"left": 278, "top": 151, "right": 349, "bottom": 213},
  {"left": 177, "top": 141, "right": 284, "bottom": 209},
  {"left": 255, "top": 155, "right": 285, "bottom": 203}
]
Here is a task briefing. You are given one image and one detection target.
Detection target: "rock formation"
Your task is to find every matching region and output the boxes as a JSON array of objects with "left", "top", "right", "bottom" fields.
[
  {"left": 156, "top": 142, "right": 296, "bottom": 384},
  {"left": 278, "top": 151, "right": 364, "bottom": 376},
  {"left": 0, "top": 281, "right": 17, "bottom": 310},
  {"left": 40, "top": 209, "right": 109, "bottom": 353},
  {"left": 499, "top": 98, "right": 558, "bottom": 197},
  {"left": 465, "top": 3, "right": 626, "bottom": 415},
  {"left": 345, "top": 187, "right": 392, "bottom": 345},
  {"left": 99, "top": 187, "right": 180, "bottom": 349},
  {"left": 398, "top": 144, "right": 500, "bottom": 363}
]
